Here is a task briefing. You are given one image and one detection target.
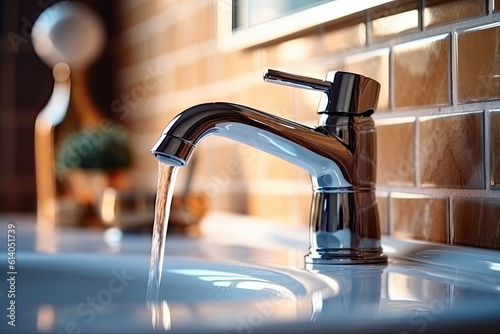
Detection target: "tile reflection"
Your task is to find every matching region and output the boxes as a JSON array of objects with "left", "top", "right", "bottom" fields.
[
  {"left": 394, "top": 34, "right": 450, "bottom": 108},
  {"left": 390, "top": 193, "right": 447, "bottom": 243},
  {"left": 376, "top": 118, "right": 416, "bottom": 186},
  {"left": 322, "top": 15, "right": 365, "bottom": 54},
  {"left": 457, "top": 23, "right": 500, "bottom": 102},
  {"left": 419, "top": 112, "right": 483, "bottom": 188},
  {"left": 424, "top": 0, "right": 485, "bottom": 28},
  {"left": 386, "top": 272, "right": 450, "bottom": 304},
  {"left": 452, "top": 197, "right": 500, "bottom": 250},
  {"left": 371, "top": 9, "right": 419, "bottom": 39}
]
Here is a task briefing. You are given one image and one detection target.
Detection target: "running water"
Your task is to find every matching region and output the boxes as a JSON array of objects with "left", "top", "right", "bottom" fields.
[{"left": 147, "top": 162, "right": 179, "bottom": 329}]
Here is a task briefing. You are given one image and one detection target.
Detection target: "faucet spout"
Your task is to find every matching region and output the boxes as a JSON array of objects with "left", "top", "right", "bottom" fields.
[
  {"left": 152, "top": 69, "right": 386, "bottom": 264},
  {"left": 152, "top": 102, "right": 355, "bottom": 190}
]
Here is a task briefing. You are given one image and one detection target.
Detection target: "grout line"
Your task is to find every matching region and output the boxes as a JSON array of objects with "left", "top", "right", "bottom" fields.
[
  {"left": 386, "top": 191, "right": 391, "bottom": 236},
  {"left": 418, "top": 0, "right": 424, "bottom": 31},
  {"left": 388, "top": 43, "right": 395, "bottom": 112},
  {"left": 449, "top": 196, "right": 455, "bottom": 245},
  {"left": 364, "top": 9, "right": 372, "bottom": 47},
  {"left": 413, "top": 116, "right": 420, "bottom": 187},
  {"left": 446, "top": 196, "right": 451, "bottom": 245},
  {"left": 373, "top": 100, "right": 500, "bottom": 119},
  {"left": 316, "top": 25, "right": 324, "bottom": 57},
  {"left": 484, "top": 110, "right": 491, "bottom": 190},
  {"left": 449, "top": 30, "right": 457, "bottom": 107},
  {"left": 376, "top": 185, "right": 500, "bottom": 198}
]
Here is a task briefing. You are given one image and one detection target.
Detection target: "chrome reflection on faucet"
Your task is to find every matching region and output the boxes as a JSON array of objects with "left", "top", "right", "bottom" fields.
[{"left": 151, "top": 69, "right": 386, "bottom": 264}]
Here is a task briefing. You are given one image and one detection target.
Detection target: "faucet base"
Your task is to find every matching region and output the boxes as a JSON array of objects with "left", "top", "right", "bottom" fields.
[
  {"left": 307, "top": 191, "right": 386, "bottom": 265},
  {"left": 305, "top": 247, "right": 387, "bottom": 265}
]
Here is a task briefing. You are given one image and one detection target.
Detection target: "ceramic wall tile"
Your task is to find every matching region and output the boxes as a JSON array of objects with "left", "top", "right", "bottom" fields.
[
  {"left": 370, "top": 1, "right": 419, "bottom": 39},
  {"left": 390, "top": 193, "right": 448, "bottom": 243},
  {"left": 322, "top": 15, "right": 365, "bottom": 54},
  {"left": 452, "top": 197, "right": 500, "bottom": 250},
  {"left": 424, "top": 0, "right": 485, "bottom": 28},
  {"left": 419, "top": 112, "right": 484, "bottom": 188},
  {"left": 376, "top": 118, "right": 415, "bottom": 186},
  {"left": 266, "top": 35, "right": 318, "bottom": 65},
  {"left": 393, "top": 34, "right": 450, "bottom": 108},
  {"left": 457, "top": 23, "right": 500, "bottom": 102}
]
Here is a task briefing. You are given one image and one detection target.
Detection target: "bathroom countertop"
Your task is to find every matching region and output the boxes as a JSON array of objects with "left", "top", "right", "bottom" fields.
[{"left": 1, "top": 212, "right": 500, "bottom": 334}]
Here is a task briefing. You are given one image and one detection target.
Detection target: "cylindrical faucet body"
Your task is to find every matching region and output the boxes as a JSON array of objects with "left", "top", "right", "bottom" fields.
[{"left": 307, "top": 114, "right": 384, "bottom": 263}]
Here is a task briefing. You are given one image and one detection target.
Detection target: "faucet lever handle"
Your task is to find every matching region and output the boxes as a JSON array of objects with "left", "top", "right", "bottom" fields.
[
  {"left": 263, "top": 68, "right": 380, "bottom": 115},
  {"left": 263, "top": 69, "right": 331, "bottom": 92}
]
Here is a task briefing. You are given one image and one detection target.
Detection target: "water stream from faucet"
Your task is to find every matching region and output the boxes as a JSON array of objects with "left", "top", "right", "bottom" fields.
[{"left": 146, "top": 162, "right": 179, "bottom": 329}]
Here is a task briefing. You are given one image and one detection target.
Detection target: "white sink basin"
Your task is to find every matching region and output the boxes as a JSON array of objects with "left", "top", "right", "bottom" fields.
[
  {"left": 1, "top": 214, "right": 500, "bottom": 333},
  {"left": 7, "top": 253, "right": 337, "bottom": 333}
]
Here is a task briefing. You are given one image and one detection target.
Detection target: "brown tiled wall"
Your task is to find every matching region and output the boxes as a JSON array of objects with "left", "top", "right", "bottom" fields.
[{"left": 116, "top": 0, "right": 500, "bottom": 249}]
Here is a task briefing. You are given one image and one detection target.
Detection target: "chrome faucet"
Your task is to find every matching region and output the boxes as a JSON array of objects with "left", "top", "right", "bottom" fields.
[{"left": 152, "top": 69, "right": 386, "bottom": 264}]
